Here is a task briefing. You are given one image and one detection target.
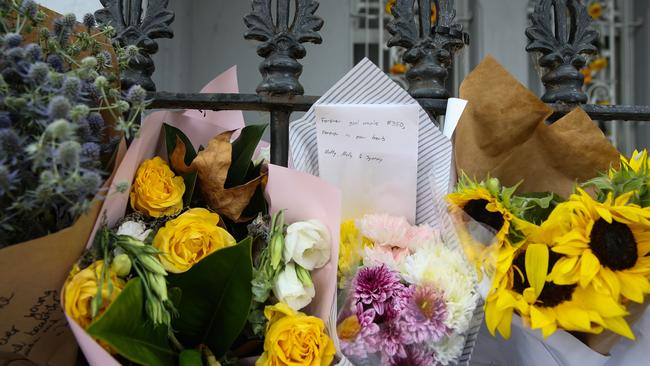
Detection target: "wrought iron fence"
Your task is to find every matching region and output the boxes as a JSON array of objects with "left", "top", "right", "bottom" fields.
[{"left": 95, "top": 0, "right": 650, "bottom": 168}]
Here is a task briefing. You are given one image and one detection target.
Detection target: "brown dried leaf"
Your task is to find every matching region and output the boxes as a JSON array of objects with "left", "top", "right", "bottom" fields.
[
  {"left": 169, "top": 136, "right": 194, "bottom": 174},
  {"left": 189, "top": 130, "right": 264, "bottom": 222}
]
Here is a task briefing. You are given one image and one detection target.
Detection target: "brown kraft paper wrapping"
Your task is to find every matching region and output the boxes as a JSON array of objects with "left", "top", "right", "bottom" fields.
[
  {"left": 0, "top": 140, "right": 126, "bottom": 366},
  {"left": 454, "top": 55, "right": 620, "bottom": 198}
]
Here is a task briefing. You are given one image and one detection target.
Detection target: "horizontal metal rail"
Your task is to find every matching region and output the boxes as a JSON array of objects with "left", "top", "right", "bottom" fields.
[{"left": 148, "top": 93, "right": 650, "bottom": 122}]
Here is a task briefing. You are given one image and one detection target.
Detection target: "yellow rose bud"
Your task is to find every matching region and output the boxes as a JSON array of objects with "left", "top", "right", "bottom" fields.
[
  {"left": 130, "top": 157, "right": 185, "bottom": 218},
  {"left": 337, "top": 315, "right": 360, "bottom": 341},
  {"left": 153, "top": 208, "right": 236, "bottom": 273},
  {"left": 256, "top": 303, "right": 335, "bottom": 366},
  {"left": 64, "top": 261, "right": 125, "bottom": 329}
]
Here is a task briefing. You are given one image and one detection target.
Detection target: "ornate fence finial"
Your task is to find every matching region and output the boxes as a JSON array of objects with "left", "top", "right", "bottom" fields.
[
  {"left": 95, "top": 0, "right": 174, "bottom": 92},
  {"left": 386, "top": 0, "right": 468, "bottom": 99},
  {"left": 244, "top": 0, "right": 324, "bottom": 96},
  {"left": 526, "top": 0, "right": 599, "bottom": 104}
]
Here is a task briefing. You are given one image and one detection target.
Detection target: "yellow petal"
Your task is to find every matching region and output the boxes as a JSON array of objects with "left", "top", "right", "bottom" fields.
[
  {"left": 496, "top": 308, "right": 514, "bottom": 339},
  {"left": 602, "top": 316, "right": 635, "bottom": 340},
  {"left": 618, "top": 272, "right": 650, "bottom": 303},
  {"left": 579, "top": 251, "right": 600, "bottom": 287},
  {"left": 526, "top": 244, "right": 549, "bottom": 299},
  {"left": 595, "top": 206, "right": 613, "bottom": 223}
]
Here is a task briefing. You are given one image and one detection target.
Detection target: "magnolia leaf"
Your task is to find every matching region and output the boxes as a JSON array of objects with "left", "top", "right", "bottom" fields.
[
  {"left": 227, "top": 124, "right": 267, "bottom": 188},
  {"left": 165, "top": 124, "right": 197, "bottom": 170},
  {"left": 87, "top": 279, "right": 177, "bottom": 366},
  {"left": 182, "top": 171, "right": 198, "bottom": 206},
  {"left": 525, "top": 244, "right": 549, "bottom": 300},
  {"left": 168, "top": 238, "right": 253, "bottom": 359}
]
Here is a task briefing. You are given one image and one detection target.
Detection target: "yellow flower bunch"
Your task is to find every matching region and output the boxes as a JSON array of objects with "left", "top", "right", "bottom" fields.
[
  {"left": 64, "top": 261, "right": 125, "bottom": 329},
  {"left": 153, "top": 208, "right": 236, "bottom": 273},
  {"left": 257, "top": 302, "right": 336, "bottom": 366},
  {"left": 130, "top": 157, "right": 185, "bottom": 218},
  {"left": 338, "top": 220, "right": 372, "bottom": 288},
  {"left": 588, "top": 2, "right": 603, "bottom": 19}
]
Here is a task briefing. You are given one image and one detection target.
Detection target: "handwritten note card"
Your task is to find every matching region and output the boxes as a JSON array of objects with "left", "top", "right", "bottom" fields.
[{"left": 315, "top": 104, "right": 419, "bottom": 223}]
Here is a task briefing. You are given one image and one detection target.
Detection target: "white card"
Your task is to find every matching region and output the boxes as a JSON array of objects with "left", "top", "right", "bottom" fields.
[{"left": 315, "top": 104, "right": 419, "bottom": 223}]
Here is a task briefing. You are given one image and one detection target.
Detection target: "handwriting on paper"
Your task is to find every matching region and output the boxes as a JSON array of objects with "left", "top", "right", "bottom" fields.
[{"left": 315, "top": 104, "right": 419, "bottom": 223}]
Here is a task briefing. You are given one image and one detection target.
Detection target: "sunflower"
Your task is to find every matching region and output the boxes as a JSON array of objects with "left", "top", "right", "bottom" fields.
[
  {"left": 447, "top": 175, "right": 516, "bottom": 248},
  {"left": 587, "top": 150, "right": 650, "bottom": 207},
  {"left": 486, "top": 240, "right": 634, "bottom": 339},
  {"left": 547, "top": 188, "right": 650, "bottom": 303},
  {"left": 588, "top": 2, "right": 603, "bottom": 19}
]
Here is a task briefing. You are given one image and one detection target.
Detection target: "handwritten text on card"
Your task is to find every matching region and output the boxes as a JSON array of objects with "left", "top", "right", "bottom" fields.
[{"left": 315, "top": 104, "right": 419, "bottom": 223}]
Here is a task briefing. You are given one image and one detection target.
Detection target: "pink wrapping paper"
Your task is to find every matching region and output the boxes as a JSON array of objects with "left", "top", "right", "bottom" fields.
[{"left": 265, "top": 165, "right": 342, "bottom": 321}]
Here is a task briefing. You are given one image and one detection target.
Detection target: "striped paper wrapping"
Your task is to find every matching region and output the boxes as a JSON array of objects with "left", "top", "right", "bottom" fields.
[{"left": 289, "top": 58, "right": 483, "bottom": 366}]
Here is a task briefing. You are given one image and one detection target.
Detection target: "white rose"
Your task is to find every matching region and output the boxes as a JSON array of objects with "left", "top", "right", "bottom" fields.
[
  {"left": 283, "top": 220, "right": 331, "bottom": 270},
  {"left": 116, "top": 220, "right": 152, "bottom": 242},
  {"left": 273, "top": 262, "right": 315, "bottom": 311}
]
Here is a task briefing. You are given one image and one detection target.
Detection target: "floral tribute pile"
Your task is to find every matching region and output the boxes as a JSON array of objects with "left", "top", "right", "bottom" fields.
[
  {"left": 63, "top": 122, "right": 338, "bottom": 366},
  {"left": 448, "top": 150, "right": 650, "bottom": 341},
  {"left": 336, "top": 214, "right": 479, "bottom": 365}
]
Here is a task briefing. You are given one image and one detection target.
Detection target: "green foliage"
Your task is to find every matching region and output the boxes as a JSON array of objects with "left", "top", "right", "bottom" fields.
[{"left": 168, "top": 238, "right": 254, "bottom": 359}]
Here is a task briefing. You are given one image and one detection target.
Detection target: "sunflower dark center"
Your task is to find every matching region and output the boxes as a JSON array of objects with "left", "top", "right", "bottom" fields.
[
  {"left": 589, "top": 218, "right": 638, "bottom": 271},
  {"left": 512, "top": 251, "right": 576, "bottom": 308},
  {"left": 463, "top": 199, "right": 504, "bottom": 232}
]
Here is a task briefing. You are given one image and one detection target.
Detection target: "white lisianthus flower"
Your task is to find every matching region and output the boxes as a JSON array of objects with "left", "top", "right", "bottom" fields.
[
  {"left": 273, "top": 262, "right": 315, "bottom": 310},
  {"left": 116, "top": 220, "right": 152, "bottom": 242},
  {"left": 429, "top": 333, "right": 466, "bottom": 365},
  {"left": 283, "top": 220, "right": 331, "bottom": 270},
  {"left": 401, "top": 245, "right": 479, "bottom": 333}
]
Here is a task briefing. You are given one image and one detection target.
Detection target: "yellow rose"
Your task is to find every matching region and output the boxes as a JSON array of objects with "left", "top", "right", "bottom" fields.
[
  {"left": 64, "top": 261, "right": 125, "bottom": 329},
  {"left": 153, "top": 208, "right": 236, "bottom": 273},
  {"left": 130, "top": 157, "right": 185, "bottom": 218},
  {"left": 337, "top": 315, "right": 360, "bottom": 341},
  {"left": 257, "top": 302, "right": 335, "bottom": 366}
]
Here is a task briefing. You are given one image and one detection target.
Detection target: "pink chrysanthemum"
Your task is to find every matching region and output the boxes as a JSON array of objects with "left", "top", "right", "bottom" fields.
[
  {"left": 400, "top": 284, "right": 449, "bottom": 343},
  {"left": 380, "top": 345, "right": 439, "bottom": 366},
  {"left": 353, "top": 265, "right": 406, "bottom": 325},
  {"left": 356, "top": 214, "right": 411, "bottom": 247},
  {"left": 371, "top": 322, "right": 409, "bottom": 361}
]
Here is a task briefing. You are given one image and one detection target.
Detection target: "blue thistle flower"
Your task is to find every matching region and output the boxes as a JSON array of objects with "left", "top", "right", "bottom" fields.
[
  {"left": 126, "top": 85, "right": 147, "bottom": 105},
  {"left": 61, "top": 14, "right": 77, "bottom": 28},
  {"left": 0, "top": 113, "right": 12, "bottom": 128},
  {"left": 79, "top": 171, "right": 102, "bottom": 195},
  {"left": 6, "top": 47, "right": 25, "bottom": 63},
  {"left": 3, "top": 33, "right": 22, "bottom": 48},
  {"left": 0, "top": 128, "right": 21, "bottom": 155},
  {"left": 46, "top": 54, "right": 64, "bottom": 72},
  {"left": 20, "top": 0, "right": 38, "bottom": 18},
  {"left": 81, "top": 142, "right": 101, "bottom": 161},
  {"left": 96, "top": 51, "right": 112, "bottom": 68},
  {"left": 52, "top": 18, "right": 64, "bottom": 36},
  {"left": 45, "top": 119, "right": 76, "bottom": 141},
  {"left": 76, "top": 118, "right": 91, "bottom": 140},
  {"left": 62, "top": 76, "right": 81, "bottom": 100},
  {"left": 87, "top": 113, "right": 104, "bottom": 133},
  {"left": 24, "top": 43, "right": 42, "bottom": 61},
  {"left": 82, "top": 14, "right": 96, "bottom": 28},
  {"left": 57, "top": 140, "right": 81, "bottom": 168},
  {"left": 0, "top": 162, "right": 18, "bottom": 197},
  {"left": 48, "top": 96, "right": 71, "bottom": 119},
  {"left": 28, "top": 62, "right": 49, "bottom": 85},
  {"left": 1, "top": 67, "right": 21, "bottom": 85}
]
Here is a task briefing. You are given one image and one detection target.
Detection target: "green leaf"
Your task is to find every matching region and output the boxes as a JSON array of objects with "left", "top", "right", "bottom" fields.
[
  {"left": 179, "top": 350, "right": 203, "bottom": 366},
  {"left": 182, "top": 171, "right": 198, "bottom": 206},
  {"left": 513, "top": 192, "right": 563, "bottom": 224},
  {"left": 87, "top": 278, "right": 177, "bottom": 366},
  {"left": 226, "top": 124, "right": 267, "bottom": 188},
  {"left": 168, "top": 238, "right": 254, "bottom": 358},
  {"left": 164, "top": 123, "right": 197, "bottom": 167}
]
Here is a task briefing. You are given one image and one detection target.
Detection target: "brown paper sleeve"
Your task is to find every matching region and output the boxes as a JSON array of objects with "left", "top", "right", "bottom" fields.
[{"left": 454, "top": 55, "right": 619, "bottom": 198}]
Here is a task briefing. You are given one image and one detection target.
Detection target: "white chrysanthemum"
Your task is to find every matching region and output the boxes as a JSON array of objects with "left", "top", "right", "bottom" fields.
[
  {"left": 401, "top": 245, "right": 479, "bottom": 333},
  {"left": 430, "top": 333, "right": 466, "bottom": 366}
]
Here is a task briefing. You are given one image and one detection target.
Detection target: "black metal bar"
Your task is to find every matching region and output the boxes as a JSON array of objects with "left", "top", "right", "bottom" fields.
[
  {"left": 270, "top": 110, "right": 291, "bottom": 166},
  {"left": 147, "top": 93, "right": 650, "bottom": 122},
  {"left": 526, "top": 0, "right": 598, "bottom": 104}
]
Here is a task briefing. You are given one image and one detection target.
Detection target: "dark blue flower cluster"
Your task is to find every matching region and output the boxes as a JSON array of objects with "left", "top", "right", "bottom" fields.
[{"left": 0, "top": 1, "right": 147, "bottom": 247}]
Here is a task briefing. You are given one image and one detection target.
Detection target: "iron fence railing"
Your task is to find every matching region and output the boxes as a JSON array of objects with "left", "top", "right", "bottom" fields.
[{"left": 95, "top": 0, "right": 650, "bottom": 167}]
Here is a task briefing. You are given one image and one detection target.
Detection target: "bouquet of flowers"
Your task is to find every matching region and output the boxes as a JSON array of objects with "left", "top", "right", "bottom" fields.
[
  {"left": 62, "top": 79, "right": 341, "bottom": 365},
  {"left": 0, "top": 2, "right": 146, "bottom": 364},
  {"left": 449, "top": 56, "right": 650, "bottom": 365},
  {"left": 335, "top": 214, "right": 479, "bottom": 365}
]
